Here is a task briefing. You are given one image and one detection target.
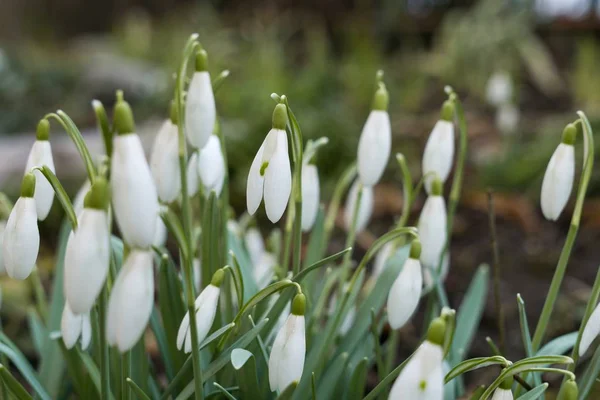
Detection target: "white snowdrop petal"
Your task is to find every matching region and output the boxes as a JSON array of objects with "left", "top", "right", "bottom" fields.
[
  {"left": 247, "top": 140, "right": 266, "bottom": 216},
  {"left": 153, "top": 213, "right": 167, "bottom": 247},
  {"left": 579, "top": 302, "right": 600, "bottom": 356},
  {"left": 3, "top": 197, "right": 39, "bottom": 280},
  {"left": 64, "top": 209, "right": 110, "bottom": 314},
  {"left": 540, "top": 143, "right": 575, "bottom": 221},
  {"left": 344, "top": 181, "right": 374, "bottom": 233},
  {"left": 185, "top": 71, "right": 216, "bottom": 149},
  {"left": 486, "top": 71, "right": 513, "bottom": 107},
  {"left": 198, "top": 135, "right": 226, "bottom": 196},
  {"left": 176, "top": 312, "right": 190, "bottom": 351},
  {"left": 80, "top": 313, "right": 92, "bottom": 350},
  {"left": 496, "top": 104, "right": 519, "bottom": 135},
  {"left": 389, "top": 341, "right": 444, "bottom": 400},
  {"left": 111, "top": 134, "right": 159, "bottom": 248},
  {"left": 187, "top": 152, "right": 200, "bottom": 197},
  {"left": 357, "top": 110, "right": 391, "bottom": 186},
  {"left": 25, "top": 140, "right": 55, "bottom": 220},
  {"left": 0, "top": 221, "right": 6, "bottom": 274},
  {"left": 339, "top": 305, "right": 356, "bottom": 335},
  {"left": 301, "top": 164, "right": 320, "bottom": 232},
  {"left": 254, "top": 252, "right": 276, "bottom": 289},
  {"left": 106, "top": 262, "right": 128, "bottom": 346},
  {"left": 422, "top": 120, "right": 455, "bottom": 193},
  {"left": 387, "top": 258, "right": 423, "bottom": 329},
  {"left": 268, "top": 314, "right": 305, "bottom": 392},
  {"left": 264, "top": 130, "right": 291, "bottom": 223},
  {"left": 492, "top": 388, "right": 514, "bottom": 400},
  {"left": 193, "top": 258, "right": 202, "bottom": 293},
  {"left": 423, "top": 365, "right": 444, "bottom": 399},
  {"left": 192, "top": 285, "right": 220, "bottom": 347},
  {"left": 150, "top": 120, "right": 181, "bottom": 203},
  {"left": 418, "top": 195, "right": 447, "bottom": 270},
  {"left": 61, "top": 303, "right": 82, "bottom": 350},
  {"left": 389, "top": 352, "right": 423, "bottom": 399}
]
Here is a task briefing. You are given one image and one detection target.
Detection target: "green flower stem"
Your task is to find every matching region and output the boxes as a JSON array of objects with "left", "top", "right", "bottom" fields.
[
  {"left": 488, "top": 190, "right": 506, "bottom": 353},
  {"left": 395, "top": 154, "right": 413, "bottom": 230},
  {"left": 92, "top": 100, "right": 113, "bottom": 157},
  {"left": 569, "top": 266, "right": 600, "bottom": 370},
  {"left": 122, "top": 351, "right": 131, "bottom": 400},
  {"left": 175, "top": 33, "right": 204, "bottom": 400},
  {"left": 98, "top": 286, "right": 110, "bottom": 400},
  {"left": 531, "top": 112, "right": 595, "bottom": 353},
  {"left": 29, "top": 268, "right": 48, "bottom": 323}
]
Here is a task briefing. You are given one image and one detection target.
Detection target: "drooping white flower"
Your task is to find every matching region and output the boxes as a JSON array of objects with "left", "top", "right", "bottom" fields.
[
  {"left": 64, "top": 179, "right": 110, "bottom": 314},
  {"left": 187, "top": 152, "right": 200, "bottom": 197},
  {"left": 540, "top": 124, "right": 576, "bottom": 221},
  {"left": 579, "top": 301, "right": 600, "bottom": 356},
  {"left": 491, "top": 376, "right": 514, "bottom": 400},
  {"left": 486, "top": 71, "right": 513, "bottom": 107},
  {"left": 198, "top": 135, "right": 226, "bottom": 196},
  {"left": 422, "top": 102, "right": 455, "bottom": 193},
  {"left": 247, "top": 104, "right": 292, "bottom": 223},
  {"left": 110, "top": 93, "right": 159, "bottom": 249},
  {"left": 61, "top": 303, "right": 91, "bottom": 350},
  {"left": 496, "top": 103, "right": 519, "bottom": 135},
  {"left": 150, "top": 116, "right": 181, "bottom": 203},
  {"left": 344, "top": 180, "right": 374, "bottom": 233},
  {"left": 387, "top": 241, "right": 423, "bottom": 329},
  {"left": 25, "top": 119, "right": 55, "bottom": 221},
  {"left": 176, "top": 269, "right": 222, "bottom": 353},
  {"left": 389, "top": 318, "right": 445, "bottom": 400},
  {"left": 153, "top": 212, "right": 167, "bottom": 247},
  {"left": 193, "top": 258, "right": 202, "bottom": 293},
  {"left": 301, "top": 163, "right": 320, "bottom": 232},
  {"left": 269, "top": 293, "right": 306, "bottom": 392},
  {"left": 418, "top": 179, "right": 447, "bottom": 271},
  {"left": 185, "top": 50, "right": 216, "bottom": 150},
  {"left": 0, "top": 221, "right": 6, "bottom": 274},
  {"left": 357, "top": 84, "right": 391, "bottom": 186},
  {"left": 244, "top": 227, "right": 276, "bottom": 288},
  {"left": 106, "top": 250, "right": 154, "bottom": 352},
  {"left": 3, "top": 173, "right": 39, "bottom": 280},
  {"left": 339, "top": 305, "right": 356, "bottom": 336}
]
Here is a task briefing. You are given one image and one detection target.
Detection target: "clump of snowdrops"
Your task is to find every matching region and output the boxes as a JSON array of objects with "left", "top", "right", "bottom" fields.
[{"left": 0, "top": 33, "right": 598, "bottom": 400}]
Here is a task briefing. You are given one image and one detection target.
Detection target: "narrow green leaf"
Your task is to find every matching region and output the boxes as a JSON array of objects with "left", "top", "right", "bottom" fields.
[
  {"left": 292, "top": 247, "right": 351, "bottom": 283},
  {"left": 27, "top": 310, "right": 47, "bottom": 356},
  {"left": 311, "top": 373, "right": 316, "bottom": 400},
  {"left": 231, "top": 349, "right": 261, "bottom": 399},
  {"left": 445, "top": 356, "right": 510, "bottom": 383},
  {"left": 536, "top": 332, "right": 577, "bottom": 357},
  {"left": 303, "top": 207, "right": 326, "bottom": 269},
  {"left": 160, "top": 207, "right": 189, "bottom": 261},
  {"left": 451, "top": 264, "right": 489, "bottom": 362},
  {"left": 127, "top": 378, "right": 151, "bottom": 400},
  {"left": 205, "top": 387, "right": 239, "bottom": 399},
  {"left": 33, "top": 166, "right": 78, "bottom": 229},
  {"left": 213, "top": 382, "right": 238, "bottom": 400},
  {"left": 230, "top": 254, "right": 246, "bottom": 309},
  {"left": 578, "top": 343, "right": 600, "bottom": 400},
  {"left": 92, "top": 99, "right": 113, "bottom": 156},
  {"left": 228, "top": 230, "right": 259, "bottom": 301},
  {"left": 516, "top": 294, "right": 542, "bottom": 390},
  {"left": 276, "top": 381, "right": 297, "bottom": 400},
  {"left": 515, "top": 383, "right": 549, "bottom": 400},
  {"left": 55, "top": 110, "right": 97, "bottom": 181},
  {"left": 212, "top": 70, "right": 230, "bottom": 93},
  {"left": 346, "top": 358, "right": 368, "bottom": 400},
  {"left": 317, "top": 352, "right": 349, "bottom": 399},
  {"left": 0, "top": 364, "right": 33, "bottom": 400}
]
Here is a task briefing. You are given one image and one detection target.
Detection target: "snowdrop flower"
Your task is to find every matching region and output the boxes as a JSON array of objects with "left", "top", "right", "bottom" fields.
[
  {"left": 198, "top": 135, "right": 226, "bottom": 196},
  {"left": 491, "top": 376, "right": 514, "bottom": 400},
  {"left": 344, "top": 180, "right": 374, "bottom": 233},
  {"left": 339, "top": 305, "right": 356, "bottom": 335},
  {"left": 301, "top": 163, "right": 320, "bottom": 231},
  {"left": 247, "top": 103, "right": 292, "bottom": 223},
  {"left": 540, "top": 124, "right": 576, "bottom": 221},
  {"left": 486, "top": 71, "right": 513, "bottom": 107},
  {"left": 357, "top": 83, "right": 391, "bottom": 186},
  {"left": 387, "top": 241, "right": 423, "bottom": 329},
  {"left": 422, "top": 101, "right": 455, "bottom": 193},
  {"left": 389, "top": 317, "right": 445, "bottom": 399},
  {"left": 269, "top": 293, "right": 306, "bottom": 393},
  {"left": 185, "top": 50, "right": 216, "bottom": 150},
  {"left": 579, "top": 300, "right": 600, "bottom": 356},
  {"left": 0, "top": 221, "right": 6, "bottom": 274},
  {"left": 106, "top": 250, "right": 154, "bottom": 352},
  {"left": 61, "top": 303, "right": 91, "bottom": 350},
  {"left": 150, "top": 104, "right": 181, "bottom": 203},
  {"left": 153, "top": 212, "right": 167, "bottom": 247},
  {"left": 176, "top": 269, "right": 223, "bottom": 353},
  {"left": 110, "top": 92, "right": 159, "bottom": 248},
  {"left": 25, "top": 119, "right": 55, "bottom": 221},
  {"left": 496, "top": 103, "right": 519, "bottom": 135},
  {"left": 187, "top": 152, "right": 200, "bottom": 197},
  {"left": 193, "top": 258, "right": 202, "bottom": 293},
  {"left": 3, "top": 173, "right": 39, "bottom": 280},
  {"left": 64, "top": 179, "right": 110, "bottom": 314},
  {"left": 244, "top": 227, "right": 276, "bottom": 288},
  {"left": 418, "top": 178, "right": 447, "bottom": 271}
]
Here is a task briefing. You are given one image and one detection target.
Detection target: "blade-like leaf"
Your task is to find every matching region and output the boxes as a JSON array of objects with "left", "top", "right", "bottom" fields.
[
  {"left": 515, "top": 383, "right": 549, "bottom": 400},
  {"left": 33, "top": 165, "right": 78, "bottom": 229},
  {"left": 536, "top": 332, "right": 578, "bottom": 357},
  {"left": 0, "top": 363, "right": 33, "bottom": 400},
  {"left": 445, "top": 356, "right": 510, "bottom": 383},
  {"left": 231, "top": 349, "right": 262, "bottom": 399},
  {"left": 127, "top": 378, "right": 151, "bottom": 400},
  {"left": 160, "top": 207, "right": 189, "bottom": 261},
  {"left": 0, "top": 335, "right": 51, "bottom": 400},
  {"left": 345, "top": 357, "right": 369, "bottom": 400},
  {"left": 316, "top": 352, "right": 349, "bottom": 399}
]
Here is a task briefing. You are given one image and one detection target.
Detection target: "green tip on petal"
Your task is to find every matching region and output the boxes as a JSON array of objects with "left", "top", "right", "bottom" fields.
[
  {"left": 469, "top": 386, "right": 486, "bottom": 400},
  {"left": 499, "top": 375, "right": 513, "bottom": 390},
  {"left": 21, "top": 173, "right": 36, "bottom": 198},
  {"left": 431, "top": 177, "right": 443, "bottom": 196},
  {"left": 260, "top": 162, "right": 269, "bottom": 176},
  {"left": 211, "top": 268, "right": 225, "bottom": 287},
  {"left": 84, "top": 178, "right": 110, "bottom": 210},
  {"left": 418, "top": 380, "right": 426, "bottom": 391},
  {"left": 113, "top": 90, "right": 135, "bottom": 135},
  {"left": 36, "top": 119, "right": 50, "bottom": 141},
  {"left": 272, "top": 103, "right": 288, "bottom": 130},
  {"left": 372, "top": 84, "right": 389, "bottom": 111},
  {"left": 409, "top": 240, "right": 421, "bottom": 259},
  {"left": 195, "top": 49, "right": 208, "bottom": 72},
  {"left": 169, "top": 100, "right": 179, "bottom": 125},
  {"left": 291, "top": 293, "right": 306, "bottom": 316},
  {"left": 558, "top": 380, "right": 578, "bottom": 400},
  {"left": 426, "top": 317, "right": 446, "bottom": 346},
  {"left": 561, "top": 123, "right": 577, "bottom": 146},
  {"left": 440, "top": 100, "right": 455, "bottom": 122}
]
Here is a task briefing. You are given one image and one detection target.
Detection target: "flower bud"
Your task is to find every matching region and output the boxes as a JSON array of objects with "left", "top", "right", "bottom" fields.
[
  {"left": 387, "top": 249, "right": 423, "bottom": 329},
  {"left": 491, "top": 375, "right": 514, "bottom": 400},
  {"left": 198, "top": 135, "right": 226, "bottom": 196},
  {"left": 558, "top": 379, "right": 578, "bottom": 400},
  {"left": 150, "top": 114, "right": 181, "bottom": 203},
  {"left": 422, "top": 104, "right": 455, "bottom": 194},
  {"left": 187, "top": 152, "right": 200, "bottom": 197},
  {"left": 486, "top": 71, "right": 513, "bottom": 107},
  {"left": 25, "top": 120, "right": 55, "bottom": 220},
  {"left": 301, "top": 163, "right": 320, "bottom": 231},
  {"left": 344, "top": 180, "right": 374, "bottom": 234},
  {"left": 185, "top": 50, "right": 216, "bottom": 149},
  {"left": 418, "top": 186, "right": 447, "bottom": 271},
  {"left": 579, "top": 300, "right": 600, "bottom": 356}
]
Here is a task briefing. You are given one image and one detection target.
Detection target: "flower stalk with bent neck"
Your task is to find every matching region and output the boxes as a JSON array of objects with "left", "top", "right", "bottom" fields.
[
  {"left": 3, "top": 173, "right": 39, "bottom": 280},
  {"left": 247, "top": 103, "right": 292, "bottom": 223},
  {"left": 357, "top": 81, "right": 391, "bottom": 186},
  {"left": 110, "top": 91, "right": 159, "bottom": 249},
  {"left": 540, "top": 123, "right": 576, "bottom": 221},
  {"left": 387, "top": 240, "right": 423, "bottom": 329},
  {"left": 176, "top": 269, "right": 223, "bottom": 353},
  {"left": 418, "top": 177, "right": 447, "bottom": 271},
  {"left": 185, "top": 49, "right": 216, "bottom": 150},
  {"left": 389, "top": 317, "right": 445, "bottom": 399},
  {"left": 64, "top": 178, "right": 110, "bottom": 314},
  {"left": 25, "top": 119, "right": 55, "bottom": 220},
  {"left": 269, "top": 292, "right": 306, "bottom": 393},
  {"left": 150, "top": 101, "right": 181, "bottom": 203},
  {"left": 422, "top": 100, "right": 455, "bottom": 193}
]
